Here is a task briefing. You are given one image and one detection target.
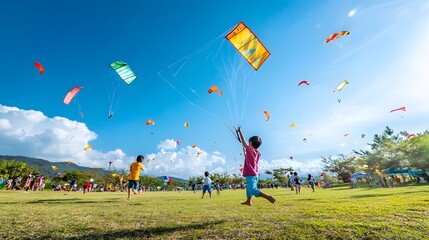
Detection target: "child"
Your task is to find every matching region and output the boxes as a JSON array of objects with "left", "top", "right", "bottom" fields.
[
  {"left": 128, "top": 155, "right": 145, "bottom": 200},
  {"left": 216, "top": 180, "right": 221, "bottom": 195},
  {"left": 293, "top": 172, "right": 301, "bottom": 194},
  {"left": 83, "top": 181, "right": 91, "bottom": 194},
  {"left": 237, "top": 127, "right": 275, "bottom": 206},
  {"left": 201, "top": 171, "right": 212, "bottom": 198},
  {"left": 307, "top": 174, "right": 315, "bottom": 192}
]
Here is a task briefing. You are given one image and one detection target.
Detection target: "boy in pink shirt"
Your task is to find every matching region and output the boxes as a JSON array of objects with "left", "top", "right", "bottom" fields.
[{"left": 237, "top": 127, "right": 276, "bottom": 206}]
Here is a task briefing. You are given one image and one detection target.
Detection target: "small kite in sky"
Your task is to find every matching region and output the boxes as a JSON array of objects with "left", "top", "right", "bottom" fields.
[
  {"left": 303, "top": 138, "right": 307, "bottom": 143},
  {"left": 197, "top": 151, "right": 202, "bottom": 157},
  {"left": 63, "top": 86, "right": 83, "bottom": 105},
  {"left": 337, "top": 99, "right": 342, "bottom": 103},
  {"left": 226, "top": 21, "right": 270, "bottom": 70},
  {"left": 84, "top": 144, "right": 92, "bottom": 151},
  {"left": 407, "top": 133, "right": 416, "bottom": 139},
  {"left": 184, "top": 122, "right": 189, "bottom": 127},
  {"left": 390, "top": 106, "right": 406, "bottom": 113},
  {"left": 191, "top": 144, "right": 196, "bottom": 148},
  {"left": 361, "top": 134, "right": 366, "bottom": 138},
  {"left": 289, "top": 156, "right": 293, "bottom": 160},
  {"left": 146, "top": 119, "right": 155, "bottom": 125},
  {"left": 208, "top": 85, "right": 222, "bottom": 96},
  {"left": 176, "top": 140, "right": 181, "bottom": 145},
  {"left": 344, "top": 134, "right": 349, "bottom": 137},
  {"left": 34, "top": 62, "right": 44, "bottom": 74},
  {"left": 263, "top": 111, "right": 270, "bottom": 121},
  {"left": 324, "top": 31, "right": 350, "bottom": 44},
  {"left": 290, "top": 123, "right": 296, "bottom": 128},
  {"left": 66, "top": 161, "right": 72, "bottom": 165},
  {"left": 147, "top": 159, "right": 151, "bottom": 163},
  {"left": 298, "top": 80, "right": 310, "bottom": 86},
  {"left": 333, "top": 80, "right": 349, "bottom": 92}
]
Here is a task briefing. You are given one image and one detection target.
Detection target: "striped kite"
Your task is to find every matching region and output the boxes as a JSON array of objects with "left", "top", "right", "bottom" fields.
[
  {"left": 324, "top": 31, "right": 350, "bottom": 44},
  {"left": 334, "top": 80, "right": 349, "bottom": 92},
  {"left": 110, "top": 61, "right": 137, "bottom": 85},
  {"left": 298, "top": 80, "right": 310, "bottom": 86},
  {"left": 226, "top": 21, "right": 270, "bottom": 70},
  {"left": 63, "top": 86, "right": 83, "bottom": 105},
  {"left": 390, "top": 106, "right": 406, "bottom": 113}
]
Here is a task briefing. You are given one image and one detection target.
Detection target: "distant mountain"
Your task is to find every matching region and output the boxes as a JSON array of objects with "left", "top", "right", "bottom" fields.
[
  {"left": 156, "top": 176, "right": 188, "bottom": 184},
  {"left": 0, "top": 155, "right": 109, "bottom": 178}
]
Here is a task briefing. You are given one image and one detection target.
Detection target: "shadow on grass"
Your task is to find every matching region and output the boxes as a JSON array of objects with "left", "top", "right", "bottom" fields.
[
  {"left": 26, "top": 198, "right": 119, "bottom": 204},
  {"left": 350, "top": 190, "right": 428, "bottom": 199},
  {"left": 26, "top": 220, "right": 225, "bottom": 240}
]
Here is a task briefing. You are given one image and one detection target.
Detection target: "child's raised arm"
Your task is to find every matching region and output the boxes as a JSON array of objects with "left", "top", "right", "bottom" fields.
[{"left": 237, "top": 127, "right": 248, "bottom": 149}]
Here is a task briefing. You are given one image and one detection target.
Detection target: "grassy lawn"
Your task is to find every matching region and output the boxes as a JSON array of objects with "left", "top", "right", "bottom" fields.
[{"left": 1, "top": 184, "right": 428, "bottom": 239}]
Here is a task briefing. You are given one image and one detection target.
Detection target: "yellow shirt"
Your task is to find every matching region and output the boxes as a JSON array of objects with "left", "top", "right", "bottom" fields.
[{"left": 129, "top": 162, "right": 144, "bottom": 180}]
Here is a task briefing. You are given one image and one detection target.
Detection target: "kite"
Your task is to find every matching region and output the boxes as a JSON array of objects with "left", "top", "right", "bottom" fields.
[
  {"left": 303, "top": 138, "right": 307, "bottom": 143},
  {"left": 337, "top": 99, "right": 342, "bottom": 103},
  {"left": 63, "top": 86, "right": 83, "bottom": 105},
  {"left": 146, "top": 159, "right": 151, "bottom": 163},
  {"left": 344, "top": 134, "right": 349, "bottom": 137},
  {"left": 289, "top": 156, "right": 293, "bottom": 160},
  {"left": 34, "top": 62, "right": 44, "bottom": 74},
  {"left": 407, "top": 133, "right": 416, "bottom": 139},
  {"left": 176, "top": 140, "right": 181, "bottom": 145},
  {"left": 334, "top": 80, "right": 349, "bottom": 92},
  {"left": 146, "top": 119, "right": 155, "bottom": 125},
  {"left": 390, "top": 106, "right": 406, "bottom": 113},
  {"left": 239, "top": 164, "right": 243, "bottom": 172},
  {"left": 263, "top": 111, "right": 270, "bottom": 121},
  {"left": 197, "top": 151, "right": 202, "bottom": 157},
  {"left": 208, "top": 85, "right": 222, "bottom": 96},
  {"left": 361, "top": 134, "right": 366, "bottom": 138},
  {"left": 298, "top": 80, "right": 310, "bottom": 86},
  {"left": 290, "top": 123, "right": 296, "bottom": 128},
  {"left": 112, "top": 173, "right": 118, "bottom": 177},
  {"left": 324, "top": 31, "right": 350, "bottom": 44},
  {"left": 226, "top": 21, "right": 270, "bottom": 70},
  {"left": 110, "top": 61, "right": 137, "bottom": 84},
  {"left": 191, "top": 144, "right": 197, "bottom": 148},
  {"left": 66, "top": 161, "right": 72, "bottom": 165},
  {"left": 184, "top": 122, "right": 189, "bottom": 127},
  {"left": 51, "top": 166, "right": 58, "bottom": 171},
  {"left": 84, "top": 144, "right": 92, "bottom": 151}
]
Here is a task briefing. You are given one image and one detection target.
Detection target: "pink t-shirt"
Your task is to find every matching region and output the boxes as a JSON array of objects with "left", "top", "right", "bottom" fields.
[{"left": 242, "top": 145, "right": 261, "bottom": 177}]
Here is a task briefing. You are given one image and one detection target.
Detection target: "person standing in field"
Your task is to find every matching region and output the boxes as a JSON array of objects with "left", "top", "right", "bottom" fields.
[
  {"left": 237, "top": 127, "right": 276, "bottom": 206},
  {"left": 307, "top": 174, "right": 315, "bottom": 192},
  {"left": 128, "top": 155, "right": 145, "bottom": 201},
  {"left": 83, "top": 181, "right": 91, "bottom": 194},
  {"left": 201, "top": 171, "right": 212, "bottom": 199},
  {"left": 293, "top": 172, "right": 301, "bottom": 194},
  {"left": 216, "top": 180, "right": 221, "bottom": 195},
  {"left": 119, "top": 174, "right": 124, "bottom": 192}
]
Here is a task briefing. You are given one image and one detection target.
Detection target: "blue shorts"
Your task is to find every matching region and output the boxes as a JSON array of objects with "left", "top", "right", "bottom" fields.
[
  {"left": 128, "top": 180, "right": 139, "bottom": 190},
  {"left": 246, "top": 176, "right": 261, "bottom": 198},
  {"left": 203, "top": 185, "right": 212, "bottom": 193}
]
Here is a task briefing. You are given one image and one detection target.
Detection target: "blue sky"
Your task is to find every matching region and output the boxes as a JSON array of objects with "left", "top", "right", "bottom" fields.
[{"left": 1, "top": 1, "right": 429, "bottom": 179}]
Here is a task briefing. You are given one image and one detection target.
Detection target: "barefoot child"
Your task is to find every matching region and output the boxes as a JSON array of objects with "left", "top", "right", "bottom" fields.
[
  {"left": 237, "top": 127, "right": 276, "bottom": 206},
  {"left": 127, "top": 155, "right": 145, "bottom": 201}
]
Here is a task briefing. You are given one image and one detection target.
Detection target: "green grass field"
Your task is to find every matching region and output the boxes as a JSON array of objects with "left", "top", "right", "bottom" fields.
[{"left": 1, "top": 184, "right": 428, "bottom": 239}]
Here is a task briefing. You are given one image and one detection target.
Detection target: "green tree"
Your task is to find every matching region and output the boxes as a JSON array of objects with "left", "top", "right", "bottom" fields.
[{"left": 321, "top": 154, "right": 357, "bottom": 182}]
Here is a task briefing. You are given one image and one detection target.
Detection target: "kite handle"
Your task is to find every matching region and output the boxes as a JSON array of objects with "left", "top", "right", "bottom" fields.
[{"left": 224, "top": 122, "right": 241, "bottom": 143}]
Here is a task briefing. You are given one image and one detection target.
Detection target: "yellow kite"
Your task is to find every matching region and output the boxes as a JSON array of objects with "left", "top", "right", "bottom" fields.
[{"left": 226, "top": 22, "right": 270, "bottom": 71}]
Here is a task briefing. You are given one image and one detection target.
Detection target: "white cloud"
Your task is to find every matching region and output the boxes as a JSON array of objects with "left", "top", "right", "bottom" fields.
[{"left": 157, "top": 139, "right": 177, "bottom": 150}]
